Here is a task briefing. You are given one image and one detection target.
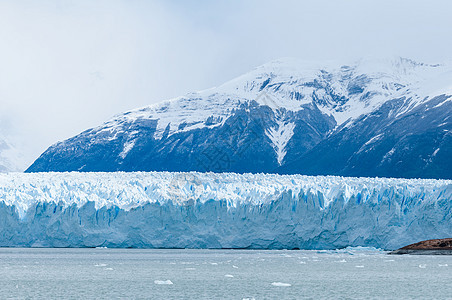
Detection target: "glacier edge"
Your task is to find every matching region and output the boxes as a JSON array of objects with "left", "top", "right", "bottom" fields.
[{"left": 0, "top": 172, "right": 450, "bottom": 250}]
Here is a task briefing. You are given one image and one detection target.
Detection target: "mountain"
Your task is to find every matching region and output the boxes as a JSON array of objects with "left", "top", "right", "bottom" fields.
[
  {"left": 0, "top": 172, "right": 450, "bottom": 249},
  {"left": 27, "top": 57, "right": 452, "bottom": 179},
  {"left": 0, "top": 135, "right": 23, "bottom": 172}
]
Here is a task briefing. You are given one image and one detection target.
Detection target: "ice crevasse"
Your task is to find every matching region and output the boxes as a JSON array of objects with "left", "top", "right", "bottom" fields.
[{"left": 0, "top": 172, "right": 450, "bottom": 250}]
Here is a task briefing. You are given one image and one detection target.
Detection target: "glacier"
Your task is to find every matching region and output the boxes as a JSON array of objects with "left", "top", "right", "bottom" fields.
[{"left": 0, "top": 172, "right": 450, "bottom": 250}]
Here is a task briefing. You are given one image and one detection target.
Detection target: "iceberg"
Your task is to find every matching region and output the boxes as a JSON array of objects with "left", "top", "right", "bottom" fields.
[{"left": 0, "top": 172, "right": 450, "bottom": 250}]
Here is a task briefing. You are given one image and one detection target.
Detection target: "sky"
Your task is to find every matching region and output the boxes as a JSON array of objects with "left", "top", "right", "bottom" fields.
[{"left": 0, "top": 0, "right": 451, "bottom": 169}]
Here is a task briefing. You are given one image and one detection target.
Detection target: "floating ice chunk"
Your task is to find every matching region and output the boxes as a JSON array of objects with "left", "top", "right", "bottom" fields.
[
  {"left": 242, "top": 298, "right": 256, "bottom": 300},
  {"left": 225, "top": 274, "right": 234, "bottom": 278},
  {"left": 210, "top": 262, "right": 218, "bottom": 265},
  {"left": 232, "top": 265, "right": 239, "bottom": 269},
  {"left": 154, "top": 280, "right": 173, "bottom": 285},
  {"left": 418, "top": 264, "right": 427, "bottom": 268},
  {"left": 335, "top": 259, "right": 347, "bottom": 263},
  {"left": 105, "top": 268, "right": 113, "bottom": 271},
  {"left": 185, "top": 267, "right": 196, "bottom": 270},
  {"left": 355, "top": 265, "right": 364, "bottom": 268},
  {"left": 271, "top": 282, "right": 292, "bottom": 287},
  {"left": 438, "top": 264, "right": 448, "bottom": 267},
  {"left": 299, "top": 261, "right": 306, "bottom": 264},
  {"left": 95, "top": 264, "right": 107, "bottom": 267}
]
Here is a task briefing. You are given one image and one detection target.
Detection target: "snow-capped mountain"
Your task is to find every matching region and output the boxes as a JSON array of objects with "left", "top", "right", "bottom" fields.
[
  {"left": 0, "top": 135, "right": 23, "bottom": 172},
  {"left": 27, "top": 57, "right": 452, "bottom": 178},
  {"left": 0, "top": 172, "right": 450, "bottom": 249}
]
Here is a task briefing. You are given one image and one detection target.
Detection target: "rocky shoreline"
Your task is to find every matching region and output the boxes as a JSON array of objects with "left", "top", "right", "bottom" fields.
[{"left": 390, "top": 238, "right": 452, "bottom": 255}]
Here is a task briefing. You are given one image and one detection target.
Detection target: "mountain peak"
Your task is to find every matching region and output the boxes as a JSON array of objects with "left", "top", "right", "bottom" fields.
[{"left": 87, "top": 56, "right": 451, "bottom": 141}]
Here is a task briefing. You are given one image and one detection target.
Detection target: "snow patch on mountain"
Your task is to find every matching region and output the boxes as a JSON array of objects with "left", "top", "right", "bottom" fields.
[
  {"left": 119, "top": 140, "right": 135, "bottom": 159},
  {"left": 265, "top": 113, "right": 295, "bottom": 165},
  {"left": 357, "top": 133, "right": 385, "bottom": 154}
]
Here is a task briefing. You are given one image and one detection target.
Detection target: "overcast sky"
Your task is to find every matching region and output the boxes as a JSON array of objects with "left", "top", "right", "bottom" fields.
[{"left": 1, "top": 0, "right": 451, "bottom": 169}]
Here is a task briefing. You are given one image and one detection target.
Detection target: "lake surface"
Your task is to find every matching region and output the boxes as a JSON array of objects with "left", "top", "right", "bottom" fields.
[{"left": 0, "top": 248, "right": 450, "bottom": 299}]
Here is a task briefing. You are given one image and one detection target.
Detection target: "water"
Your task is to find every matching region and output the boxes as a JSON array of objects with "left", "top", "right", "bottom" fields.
[{"left": 0, "top": 248, "right": 450, "bottom": 299}]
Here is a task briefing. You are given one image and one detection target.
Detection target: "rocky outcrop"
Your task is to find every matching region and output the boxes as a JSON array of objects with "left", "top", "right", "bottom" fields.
[{"left": 390, "top": 238, "right": 452, "bottom": 255}]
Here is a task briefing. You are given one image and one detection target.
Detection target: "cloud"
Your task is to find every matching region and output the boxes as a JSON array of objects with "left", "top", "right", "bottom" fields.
[{"left": 0, "top": 0, "right": 451, "bottom": 169}]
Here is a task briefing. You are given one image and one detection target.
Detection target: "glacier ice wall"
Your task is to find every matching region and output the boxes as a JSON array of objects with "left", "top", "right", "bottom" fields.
[{"left": 0, "top": 172, "right": 450, "bottom": 250}]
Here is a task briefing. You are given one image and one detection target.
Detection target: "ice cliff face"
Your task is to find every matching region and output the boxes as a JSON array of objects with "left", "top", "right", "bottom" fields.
[
  {"left": 27, "top": 57, "right": 452, "bottom": 178},
  {"left": 0, "top": 172, "right": 450, "bottom": 250}
]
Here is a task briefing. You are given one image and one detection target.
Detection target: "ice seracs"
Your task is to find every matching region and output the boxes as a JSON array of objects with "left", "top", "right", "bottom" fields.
[{"left": 0, "top": 172, "right": 450, "bottom": 249}]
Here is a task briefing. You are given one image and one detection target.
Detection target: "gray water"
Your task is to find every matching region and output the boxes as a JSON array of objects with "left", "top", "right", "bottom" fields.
[{"left": 0, "top": 248, "right": 450, "bottom": 299}]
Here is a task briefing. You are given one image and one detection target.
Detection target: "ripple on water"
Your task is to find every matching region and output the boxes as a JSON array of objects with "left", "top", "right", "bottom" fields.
[{"left": 94, "top": 264, "right": 107, "bottom": 267}]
